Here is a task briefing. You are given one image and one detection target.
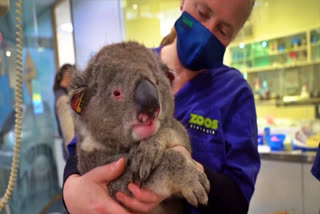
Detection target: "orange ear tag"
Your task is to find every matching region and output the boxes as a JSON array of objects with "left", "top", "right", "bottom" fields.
[{"left": 71, "top": 88, "right": 87, "bottom": 114}]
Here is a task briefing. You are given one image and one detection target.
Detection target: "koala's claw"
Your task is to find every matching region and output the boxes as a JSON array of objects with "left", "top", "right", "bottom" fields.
[
  {"left": 132, "top": 171, "right": 147, "bottom": 188},
  {"left": 198, "top": 169, "right": 210, "bottom": 195},
  {"left": 130, "top": 141, "right": 164, "bottom": 184},
  {"left": 182, "top": 180, "right": 209, "bottom": 207},
  {"left": 178, "top": 160, "right": 210, "bottom": 207},
  {"left": 139, "top": 152, "right": 159, "bottom": 181}
]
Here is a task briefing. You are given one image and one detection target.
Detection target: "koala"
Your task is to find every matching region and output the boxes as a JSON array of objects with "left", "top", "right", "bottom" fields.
[{"left": 68, "top": 41, "right": 210, "bottom": 213}]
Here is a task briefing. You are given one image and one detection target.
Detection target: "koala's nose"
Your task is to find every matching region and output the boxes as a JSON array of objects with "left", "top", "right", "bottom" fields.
[{"left": 135, "top": 79, "right": 160, "bottom": 121}]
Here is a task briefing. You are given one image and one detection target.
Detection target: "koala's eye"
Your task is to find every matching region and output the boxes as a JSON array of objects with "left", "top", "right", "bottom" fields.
[
  {"left": 113, "top": 90, "right": 121, "bottom": 97},
  {"left": 112, "top": 89, "right": 123, "bottom": 101}
]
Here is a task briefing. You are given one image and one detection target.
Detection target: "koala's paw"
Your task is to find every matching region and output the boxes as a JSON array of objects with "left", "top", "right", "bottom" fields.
[
  {"left": 179, "top": 161, "right": 210, "bottom": 207},
  {"left": 108, "top": 170, "right": 133, "bottom": 199},
  {"left": 131, "top": 141, "right": 164, "bottom": 185}
]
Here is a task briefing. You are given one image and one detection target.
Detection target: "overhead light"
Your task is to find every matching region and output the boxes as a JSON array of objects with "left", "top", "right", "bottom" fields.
[
  {"left": 239, "top": 43, "right": 245, "bottom": 49},
  {"left": 59, "top": 23, "right": 73, "bottom": 33},
  {"left": 6, "top": 50, "right": 11, "bottom": 57},
  {"left": 261, "top": 41, "right": 267, "bottom": 48},
  {"left": 133, "top": 4, "right": 138, "bottom": 10}
]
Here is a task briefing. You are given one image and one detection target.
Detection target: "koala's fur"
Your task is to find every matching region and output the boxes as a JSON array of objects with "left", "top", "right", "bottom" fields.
[{"left": 69, "top": 41, "right": 210, "bottom": 213}]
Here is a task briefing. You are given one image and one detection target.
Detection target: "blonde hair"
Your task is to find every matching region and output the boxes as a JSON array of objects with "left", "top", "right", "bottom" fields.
[
  {"left": 160, "top": 0, "right": 256, "bottom": 46},
  {"left": 160, "top": 27, "right": 177, "bottom": 46},
  {"left": 247, "top": 0, "right": 256, "bottom": 18}
]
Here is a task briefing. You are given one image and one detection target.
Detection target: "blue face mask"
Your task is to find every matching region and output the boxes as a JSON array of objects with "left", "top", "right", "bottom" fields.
[{"left": 174, "top": 11, "right": 226, "bottom": 71}]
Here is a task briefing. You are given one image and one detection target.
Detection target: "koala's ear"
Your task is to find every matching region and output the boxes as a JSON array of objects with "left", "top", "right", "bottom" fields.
[
  {"left": 70, "top": 87, "right": 87, "bottom": 114},
  {"left": 166, "top": 69, "right": 175, "bottom": 84},
  {"left": 160, "top": 63, "right": 175, "bottom": 85}
]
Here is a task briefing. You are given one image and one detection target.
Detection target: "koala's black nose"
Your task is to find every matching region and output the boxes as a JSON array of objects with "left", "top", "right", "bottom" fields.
[{"left": 135, "top": 79, "right": 160, "bottom": 121}]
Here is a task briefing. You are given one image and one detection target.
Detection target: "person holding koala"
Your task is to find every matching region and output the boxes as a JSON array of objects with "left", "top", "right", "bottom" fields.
[
  {"left": 53, "top": 64, "right": 76, "bottom": 150},
  {"left": 63, "top": 0, "right": 260, "bottom": 213},
  {"left": 312, "top": 145, "right": 320, "bottom": 181}
]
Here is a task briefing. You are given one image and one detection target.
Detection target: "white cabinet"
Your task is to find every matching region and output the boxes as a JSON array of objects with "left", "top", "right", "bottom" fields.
[{"left": 249, "top": 159, "right": 320, "bottom": 214}]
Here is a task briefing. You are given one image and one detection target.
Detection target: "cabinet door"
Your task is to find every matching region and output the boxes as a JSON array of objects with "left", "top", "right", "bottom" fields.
[
  {"left": 249, "top": 160, "right": 303, "bottom": 214},
  {"left": 303, "top": 163, "right": 320, "bottom": 214}
]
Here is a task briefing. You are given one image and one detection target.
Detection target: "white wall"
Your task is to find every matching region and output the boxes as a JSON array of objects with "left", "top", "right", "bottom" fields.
[
  {"left": 54, "top": 0, "right": 76, "bottom": 67},
  {"left": 71, "top": 0, "right": 125, "bottom": 70}
]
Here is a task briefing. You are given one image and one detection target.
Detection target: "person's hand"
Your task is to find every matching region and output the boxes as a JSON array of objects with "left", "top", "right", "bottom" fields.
[
  {"left": 169, "top": 145, "right": 204, "bottom": 172},
  {"left": 63, "top": 158, "right": 132, "bottom": 214},
  {"left": 116, "top": 183, "right": 166, "bottom": 214}
]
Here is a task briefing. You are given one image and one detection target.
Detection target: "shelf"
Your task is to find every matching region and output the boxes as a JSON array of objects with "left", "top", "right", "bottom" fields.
[
  {"left": 311, "top": 43, "right": 320, "bottom": 47},
  {"left": 229, "top": 29, "right": 308, "bottom": 48},
  {"left": 231, "top": 46, "right": 307, "bottom": 63},
  {"left": 241, "top": 60, "right": 320, "bottom": 73},
  {"left": 254, "top": 97, "right": 320, "bottom": 107},
  {"left": 254, "top": 97, "right": 320, "bottom": 108},
  {"left": 230, "top": 26, "right": 320, "bottom": 75},
  {"left": 255, "top": 99, "right": 278, "bottom": 106},
  {"left": 277, "top": 96, "right": 320, "bottom": 106},
  {"left": 232, "top": 58, "right": 252, "bottom": 63},
  {"left": 268, "top": 46, "right": 307, "bottom": 56},
  {"left": 259, "top": 151, "right": 316, "bottom": 163}
]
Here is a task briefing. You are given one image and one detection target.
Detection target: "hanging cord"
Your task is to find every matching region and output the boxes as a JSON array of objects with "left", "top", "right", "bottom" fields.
[{"left": 0, "top": 0, "right": 23, "bottom": 210}]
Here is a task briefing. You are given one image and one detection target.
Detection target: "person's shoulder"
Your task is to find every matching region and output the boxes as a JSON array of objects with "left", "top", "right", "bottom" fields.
[
  {"left": 221, "top": 65, "right": 246, "bottom": 81},
  {"left": 151, "top": 46, "right": 163, "bottom": 56},
  {"left": 209, "top": 65, "right": 250, "bottom": 88},
  {"left": 55, "top": 87, "right": 67, "bottom": 96},
  {"left": 54, "top": 87, "right": 68, "bottom": 103}
]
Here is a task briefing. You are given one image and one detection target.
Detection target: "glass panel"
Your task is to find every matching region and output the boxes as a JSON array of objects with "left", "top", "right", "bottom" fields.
[
  {"left": 0, "top": 0, "right": 64, "bottom": 213},
  {"left": 311, "top": 27, "right": 320, "bottom": 61}
]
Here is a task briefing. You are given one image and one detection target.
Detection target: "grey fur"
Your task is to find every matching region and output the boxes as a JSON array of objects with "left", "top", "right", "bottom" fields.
[{"left": 69, "top": 42, "right": 210, "bottom": 213}]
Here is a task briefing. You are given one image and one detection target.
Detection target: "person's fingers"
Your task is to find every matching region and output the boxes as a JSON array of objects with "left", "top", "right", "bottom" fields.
[
  {"left": 116, "top": 192, "right": 155, "bottom": 214},
  {"left": 128, "top": 183, "right": 164, "bottom": 203},
  {"left": 102, "top": 197, "right": 133, "bottom": 214},
  {"left": 194, "top": 161, "right": 204, "bottom": 172},
  {"left": 86, "top": 158, "right": 126, "bottom": 183},
  {"left": 87, "top": 198, "right": 132, "bottom": 214}
]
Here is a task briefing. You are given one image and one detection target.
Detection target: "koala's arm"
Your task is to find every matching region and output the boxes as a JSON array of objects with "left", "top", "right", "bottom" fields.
[
  {"left": 77, "top": 143, "right": 132, "bottom": 175},
  {"left": 141, "top": 149, "right": 210, "bottom": 208},
  {"left": 140, "top": 118, "right": 190, "bottom": 151},
  {"left": 131, "top": 118, "right": 191, "bottom": 183},
  {"left": 165, "top": 118, "right": 191, "bottom": 151}
]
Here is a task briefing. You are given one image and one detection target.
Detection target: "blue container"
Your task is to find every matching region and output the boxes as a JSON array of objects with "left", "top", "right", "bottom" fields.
[
  {"left": 267, "top": 134, "right": 286, "bottom": 151},
  {"left": 257, "top": 135, "right": 264, "bottom": 145},
  {"left": 291, "top": 139, "right": 318, "bottom": 152}
]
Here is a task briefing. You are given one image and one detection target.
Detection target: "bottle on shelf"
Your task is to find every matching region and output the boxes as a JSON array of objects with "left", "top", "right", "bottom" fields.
[{"left": 300, "top": 82, "right": 310, "bottom": 98}]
